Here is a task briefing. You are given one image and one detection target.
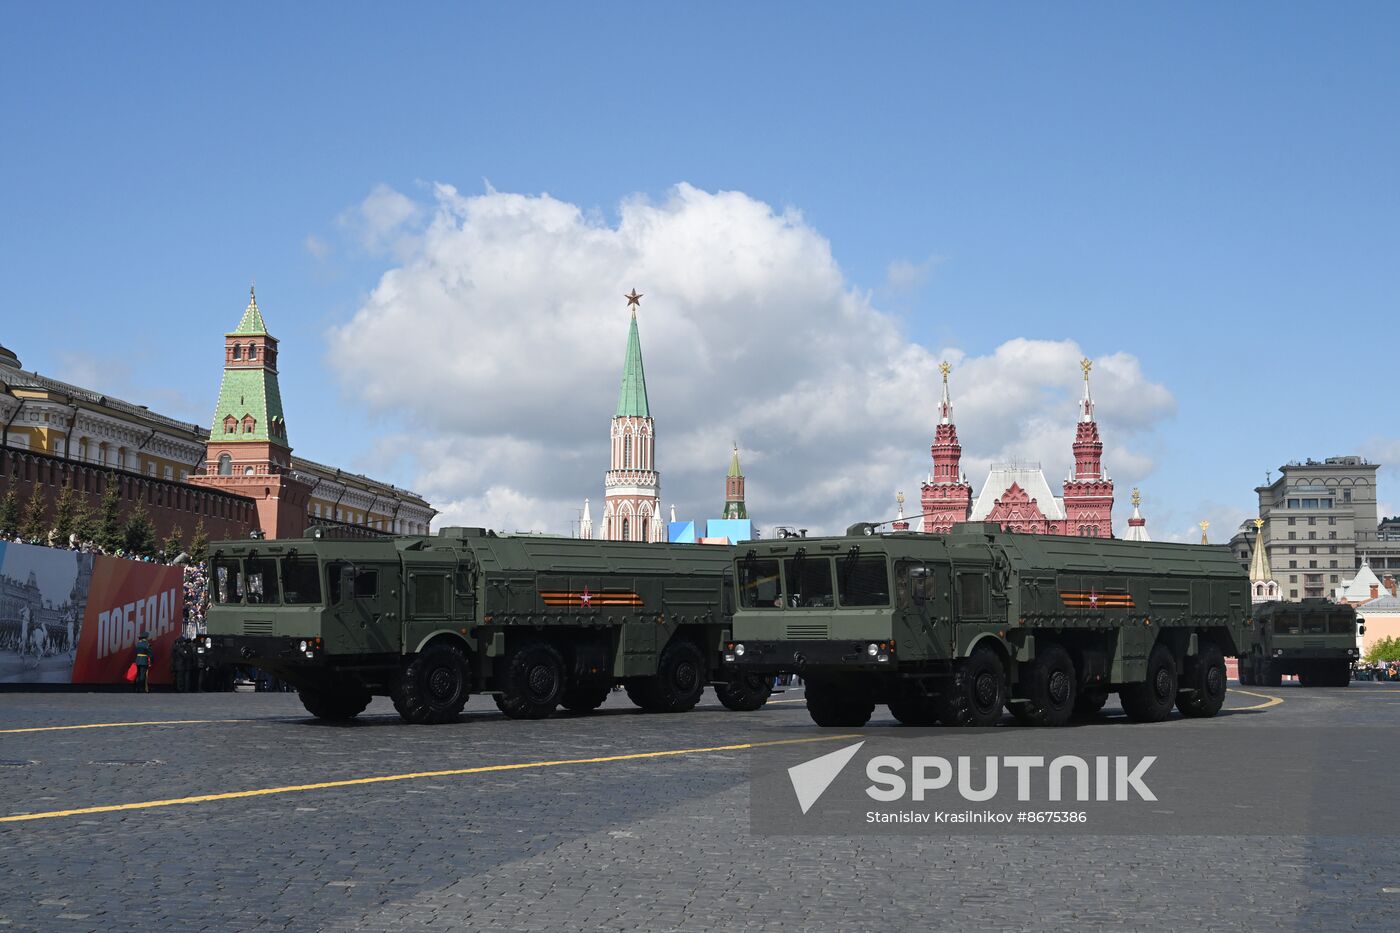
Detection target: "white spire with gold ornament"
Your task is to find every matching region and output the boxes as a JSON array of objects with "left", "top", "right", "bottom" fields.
[
  {"left": 1124, "top": 488, "right": 1151, "bottom": 542},
  {"left": 1249, "top": 518, "right": 1280, "bottom": 604}
]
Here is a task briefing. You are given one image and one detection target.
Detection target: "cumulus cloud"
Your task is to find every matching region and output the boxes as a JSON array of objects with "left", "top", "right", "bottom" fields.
[
  {"left": 883, "top": 254, "right": 945, "bottom": 292},
  {"left": 327, "top": 183, "right": 1176, "bottom": 536}
]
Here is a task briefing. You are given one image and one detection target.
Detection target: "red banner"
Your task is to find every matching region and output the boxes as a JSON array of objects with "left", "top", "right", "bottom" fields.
[{"left": 70, "top": 557, "right": 184, "bottom": 686}]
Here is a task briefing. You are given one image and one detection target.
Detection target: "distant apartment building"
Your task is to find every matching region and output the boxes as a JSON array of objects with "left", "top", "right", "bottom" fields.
[{"left": 1236, "top": 456, "right": 1400, "bottom": 602}]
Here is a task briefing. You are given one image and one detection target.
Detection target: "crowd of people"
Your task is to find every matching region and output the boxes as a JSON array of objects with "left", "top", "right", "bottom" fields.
[{"left": 1356, "top": 661, "right": 1400, "bottom": 681}]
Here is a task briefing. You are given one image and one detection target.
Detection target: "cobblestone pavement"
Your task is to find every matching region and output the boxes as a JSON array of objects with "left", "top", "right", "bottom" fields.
[{"left": 1, "top": 683, "right": 1399, "bottom": 931}]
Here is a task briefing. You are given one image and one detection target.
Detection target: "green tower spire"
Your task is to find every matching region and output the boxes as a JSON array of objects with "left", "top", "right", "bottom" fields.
[
  {"left": 723, "top": 442, "right": 747, "bottom": 519},
  {"left": 212, "top": 289, "right": 290, "bottom": 449},
  {"left": 615, "top": 308, "right": 651, "bottom": 418}
]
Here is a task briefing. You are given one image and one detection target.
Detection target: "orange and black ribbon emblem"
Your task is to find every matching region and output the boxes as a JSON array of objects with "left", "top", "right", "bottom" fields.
[
  {"left": 1059, "top": 589, "right": 1135, "bottom": 609},
  {"left": 540, "top": 587, "right": 644, "bottom": 608}
]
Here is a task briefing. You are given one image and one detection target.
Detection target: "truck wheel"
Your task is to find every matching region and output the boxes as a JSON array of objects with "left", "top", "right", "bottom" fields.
[
  {"left": 939, "top": 646, "right": 1007, "bottom": 727},
  {"left": 1011, "top": 642, "right": 1077, "bottom": 727},
  {"left": 560, "top": 682, "right": 613, "bottom": 713},
  {"left": 626, "top": 638, "right": 706, "bottom": 713},
  {"left": 1298, "top": 666, "right": 1315, "bottom": 688},
  {"left": 887, "top": 697, "right": 940, "bottom": 726},
  {"left": 1072, "top": 689, "right": 1109, "bottom": 720},
  {"left": 1177, "top": 642, "right": 1227, "bottom": 718},
  {"left": 1331, "top": 661, "right": 1352, "bottom": 687},
  {"left": 1237, "top": 658, "right": 1254, "bottom": 686},
  {"left": 495, "top": 641, "right": 566, "bottom": 719},
  {"left": 1119, "top": 643, "right": 1178, "bottom": 723},
  {"left": 716, "top": 673, "right": 775, "bottom": 712},
  {"left": 1259, "top": 660, "right": 1282, "bottom": 688},
  {"left": 299, "top": 684, "right": 372, "bottom": 722},
  {"left": 392, "top": 643, "right": 472, "bottom": 724},
  {"left": 805, "top": 680, "right": 874, "bottom": 727}
]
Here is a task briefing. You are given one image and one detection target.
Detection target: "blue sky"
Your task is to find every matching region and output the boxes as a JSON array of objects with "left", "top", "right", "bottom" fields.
[{"left": 4, "top": 2, "right": 1398, "bottom": 539}]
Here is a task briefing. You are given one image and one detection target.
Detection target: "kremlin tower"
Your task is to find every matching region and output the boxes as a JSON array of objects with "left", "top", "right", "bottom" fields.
[
  {"left": 919, "top": 362, "right": 974, "bottom": 533},
  {"left": 723, "top": 444, "right": 748, "bottom": 519},
  {"left": 190, "top": 288, "right": 311, "bottom": 538},
  {"left": 1249, "top": 518, "right": 1280, "bottom": 603},
  {"left": 593, "top": 290, "right": 663, "bottom": 542}
]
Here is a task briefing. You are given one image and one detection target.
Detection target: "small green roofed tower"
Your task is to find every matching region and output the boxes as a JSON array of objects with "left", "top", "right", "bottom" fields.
[
  {"left": 723, "top": 443, "right": 747, "bottom": 519},
  {"left": 211, "top": 286, "right": 290, "bottom": 451}
]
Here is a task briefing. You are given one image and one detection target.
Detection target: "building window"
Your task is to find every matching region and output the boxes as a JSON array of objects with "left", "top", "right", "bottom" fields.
[
  {"left": 243, "top": 416, "right": 256, "bottom": 434},
  {"left": 1328, "top": 532, "right": 1336, "bottom": 539},
  {"left": 1330, "top": 574, "right": 1338, "bottom": 583},
  {"left": 1343, "top": 490, "right": 1351, "bottom": 503},
  {"left": 248, "top": 345, "right": 257, "bottom": 361},
  {"left": 232, "top": 344, "right": 242, "bottom": 360},
  {"left": 1307, "top": 532, "right": 1316, "bottom": 539},
  {"left": 1288, "top": 499, "right": 1299, "bottom": 508},
  {"left": 1330, "top": 560, "right": 1338, "bottom": 568},
  {"left": 1288, "top": 517, "right": 1296, "bottom": 526},
  {"left": 1328, "top": 517, "right": 1336, "bottom": 526},
  {"left": 1289, "top": 561, "right": 1297, "bottom": 569},
  {"left": 1288, "top": 546, "right": 1296, "bottom": 554},
  {"left": 217, "top": 453, "right": 232, "bottom": 476},
  {"left": 1308, "top": 517, "right": 1316, "bottom": 526},
  {"left": 224, "top": 416, "right": 237, "bottom": 434},
  {"left": 1308, "top": 561, "right": 1317, "bottom": 568},
  {"left": 1308, "top": 546, "right": 1316, "bottom": 554},
  {"left": 1289, "top": 575, "right": 1297, "bottom": 583},
  {"left": 1289, "top": 589, "right": 1298, "bottom": 598},
  {"left": 1288, "top": 532, "right": 1296, "bottom": 540},
  {"left": 623, "top": 436, "right": 632, "bottom": 469},
  {"left": 621, "top": 517, "right": 630, "bottom": 541},
  {"left": 243, "top": 466, "right": 254, "bottom": 476}
]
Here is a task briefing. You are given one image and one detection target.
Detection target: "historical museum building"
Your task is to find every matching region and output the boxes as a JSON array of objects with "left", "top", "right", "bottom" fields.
[
  {"left": 919, "top": 359, "right": 1120, "bottom": 538},
  {"left": 0, "top": 288, "right": 434, "bottom": 542}
]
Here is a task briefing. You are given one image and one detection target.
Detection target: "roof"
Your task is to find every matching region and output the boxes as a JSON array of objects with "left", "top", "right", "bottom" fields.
[
  {"left": 1249, "top": 529, "right": 1273, "bottom": 583},
  {"left": 229, "top": 289, "right": 269, "bottom": 336},
  {"left": 728, "top": 445, "right": 742, "bottom": 478},
  {"left": 1340, "top": 561, "right": 1383, "bottom": 600},
  {"left": 614, "top": 310, "right": 650, "bottom": 418},
  {"left": 970, "top": 463, "right": 1066, "bottom": 521},
  {"left": 1358, "top": 594, "right": 1400, "bottom": 613},
  {"left": 212, "top": 366, "right": 289, "bottom": 448}
]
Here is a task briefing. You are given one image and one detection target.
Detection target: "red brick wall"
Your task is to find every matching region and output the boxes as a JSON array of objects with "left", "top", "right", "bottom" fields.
[{"left": 1, "top": 447, "right": 255, "bottom": 546}]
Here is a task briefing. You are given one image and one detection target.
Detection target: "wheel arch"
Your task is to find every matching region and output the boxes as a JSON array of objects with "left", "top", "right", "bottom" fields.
[{"left": 413, "top": 629, "right": 473, "bottom": 656}]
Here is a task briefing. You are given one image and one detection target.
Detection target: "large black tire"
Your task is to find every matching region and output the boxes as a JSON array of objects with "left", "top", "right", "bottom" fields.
[
  {"left": 1119, "top": 643, "right": 1178, "bottom": 723},
  {"left": 495, "top": 641, "right": 566, "bottom": 719},
  {"left": 1177, "top": 642, "right": 1227, "bottom": 718},
  {"left": 805, "top": 680, "right": 874, "bottom": 727},
  {"left": 625, "top": 638, "right": 706, "bottom": 713},
  {"left": 559, "top": 682, "right": 613, "bottom": 713},
  {"left": 715, "top": 673, "right": 775, "bottom": 712},
  {"left": 939, "top": 645, "right": 1008, "bottom": 727},
  {"left": 1259, "top": 660, "right": 1282, "bottom": 688},
  {"left": 392, "top": 643, "right": 472, "bottom": 724},
  {"left": 1298, "top": 666, "right": 1316, "bottom": 688},
  {"left": 1010, "top": 642, "right": 1077, "bottom": 727},
  {"left": 887, "top": 697, "right": 941, "bottom": 726},
  {"left": 299, "top": 683, "right": 372, "bottom": 721},
  {"left": 1331, "top": 661, "right": 1353, "bottom": 687},
  {"left": 1072, "top": 689, "right": 1109, "bottom": 720}
]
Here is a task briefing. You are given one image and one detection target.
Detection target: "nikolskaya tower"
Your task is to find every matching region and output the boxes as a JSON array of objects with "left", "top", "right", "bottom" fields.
[{"left": 584, "top": 289, "right": 664, "bottom": 542}]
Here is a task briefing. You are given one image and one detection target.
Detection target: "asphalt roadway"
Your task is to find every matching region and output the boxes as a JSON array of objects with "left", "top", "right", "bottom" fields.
[{"left": 2, "top": 680, "right": 1399, "bottom": 932}]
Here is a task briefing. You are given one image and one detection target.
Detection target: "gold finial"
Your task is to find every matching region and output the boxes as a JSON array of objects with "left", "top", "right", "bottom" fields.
[
  {"left": 1131, "top": 487, "right": 1141, "bottom": 508},
  {"left": 896, "top": 491, "right": 905, "bottom": 506},
  {"left": 1080, "top": 357, "right": 1093, "bottom": 380},
  {"left": 939, "top": 360, "right": 951, "bottom": 382},
  {"left": 625, "top": 288, "right": 643, "bottom": 309},
  {"left": 1199, "top": 520, "right": 1210, "bottom": 545},
  {"left": 1254, "top": 518, "right": 1264, "bottom": 531}
]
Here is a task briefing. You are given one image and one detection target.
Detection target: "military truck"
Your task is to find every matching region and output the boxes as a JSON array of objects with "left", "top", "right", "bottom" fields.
[
  {"left": 1238, "top": 599, "right": 1362, "bottom": 687},
  {"left": 724, "top": 522, "right": 1252, "bottom": 727},
  {"left": 203, "top": 527, "right": 773, "bottom": 723}
]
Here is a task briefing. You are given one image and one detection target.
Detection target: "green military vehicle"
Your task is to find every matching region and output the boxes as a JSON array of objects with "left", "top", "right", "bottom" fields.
[
  {"left": 1238, "top": 599, "right": 1362, "bottom": 687},
  {"left": 203, "top": 527, "right": 774, "bottom": 723},
  {"left": 724, "top": 522, "right": 1252, "bottom": 727}
]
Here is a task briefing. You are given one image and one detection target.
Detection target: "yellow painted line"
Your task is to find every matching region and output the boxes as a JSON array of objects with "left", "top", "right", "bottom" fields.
[
  {"left": 0, "top": 733, "right": 858, "bottom": 824},
  {"left": 1229, "top": 688, "right": 1284, "bottom": 711},
  {"left": 0, "top": 719, "right": 246, "bottom": 735}
]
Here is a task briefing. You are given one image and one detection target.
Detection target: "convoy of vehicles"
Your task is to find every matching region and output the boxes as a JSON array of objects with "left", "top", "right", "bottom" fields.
[
  {"left": 723, "top": 522, "right": 1254, "bottom": 727},
  {"left": 1238, "top": 598, "right": 1363, "bottom": 687},
  {"left": 203, "top": 527, "right": 773, "bottom": 723}
]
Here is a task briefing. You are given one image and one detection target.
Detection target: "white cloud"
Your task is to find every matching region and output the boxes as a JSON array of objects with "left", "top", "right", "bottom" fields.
[
  {"left": 884, "top": 254, "right": 944, "bottom": 291},
  {"left": 338, "top": 183, "right": 424, "bottom": 257},
  {"left": 304, "top": 234, "right": 331, "bottom": 260},
  {"left": 327, "top": 183, "right": 1177, "bottom": 536}
]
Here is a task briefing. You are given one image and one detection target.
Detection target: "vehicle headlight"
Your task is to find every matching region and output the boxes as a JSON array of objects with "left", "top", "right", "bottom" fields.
[
  {"left": 867, "top": 643, "right": 879, "bottom": 657},
  {"left": 724, "top": 652, "right": 735, "bottom": 662},
  {"left": 735, "top": 644, "right": 746, "bottom": 657},
  {"left": 299, "top": 640, "right": 308, "bottom": 652},
  {"left": 205, "top": 637, "right": 213, "bottom": 649},
  {"left": 877, "top": 653, "right": 889, "bottom": 663},
  {"left": 1275, "top": 649, "right": 1283, "bottom": 656}
]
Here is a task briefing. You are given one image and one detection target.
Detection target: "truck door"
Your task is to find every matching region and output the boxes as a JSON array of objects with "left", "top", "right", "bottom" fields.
[
  {"left": 952, "top": 564, "right": 991, "bottom": 653},
  {"left": 326, "top": 561, "right": 393, "bottom": 654}
]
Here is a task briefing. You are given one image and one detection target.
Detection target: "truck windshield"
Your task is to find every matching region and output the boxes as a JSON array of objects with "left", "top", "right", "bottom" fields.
[
  {"left": 1302, "top": 613, "right": 1328, "bottom": 635},
  {"left": 837, "top": 555, "right": 890, "bottom": 607},
  {"left": 738, "top": 557, "right": 782, "bottom": 609},
  {"left": 244, "top": 558, "right": 280, "bottom": 604},
  {"left": 1275, "top": 613, "right": 1300, "bottom": 634},
  {"left": 784, "top": 556, "right": 834, "bottom": 608},
  {"left": 1329, "top": 613, "right": 1354, "bottom": 635},
  {"left": 212, "top": 559, "right": 244, "bottom": 605},
  {"left": 282, "top": 557, "right": 323, "bottom": 605}
]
